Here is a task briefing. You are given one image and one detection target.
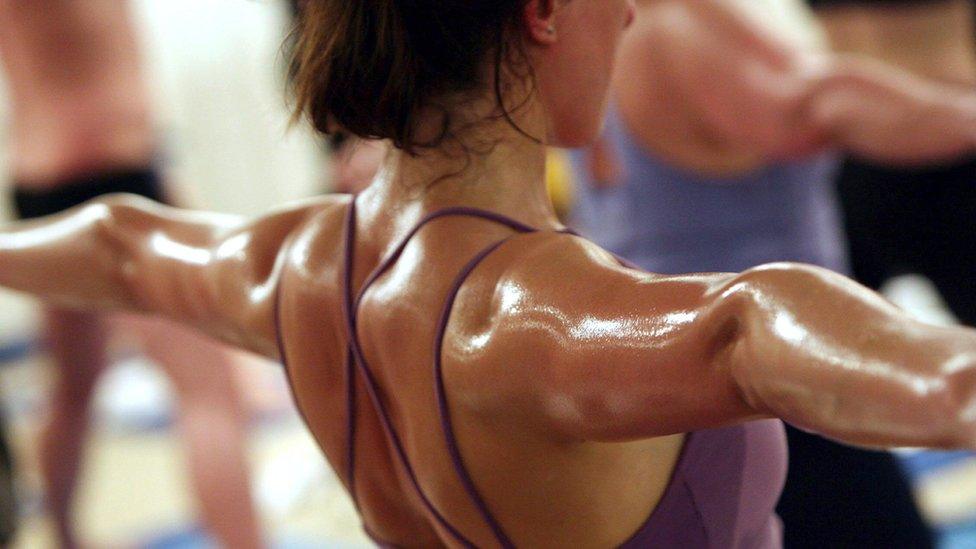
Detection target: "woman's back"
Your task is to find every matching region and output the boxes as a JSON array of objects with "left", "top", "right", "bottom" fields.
[{"left": 274, "top": 194, "right": 786, "bottom": 547}]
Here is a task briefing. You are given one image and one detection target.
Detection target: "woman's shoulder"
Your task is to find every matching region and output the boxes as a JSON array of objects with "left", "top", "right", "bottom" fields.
[
  {"left": 440, "top": 230, "right": 718, "bottom": 422},
  {"left": 274, "top": 193, "right": 353, "bottom": 271},
  {"left": 466, "top": 230, "right": 711, "bottom": 305}
]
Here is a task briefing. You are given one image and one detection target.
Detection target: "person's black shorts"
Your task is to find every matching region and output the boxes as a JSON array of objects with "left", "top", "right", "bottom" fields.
[{"left": 12, "top": 168, "right": 166, "bottom": 220}]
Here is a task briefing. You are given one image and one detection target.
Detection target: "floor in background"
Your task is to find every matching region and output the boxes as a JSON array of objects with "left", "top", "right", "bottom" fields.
[{"left": 0, "top": 340, "right": 370, "bottom": 549}]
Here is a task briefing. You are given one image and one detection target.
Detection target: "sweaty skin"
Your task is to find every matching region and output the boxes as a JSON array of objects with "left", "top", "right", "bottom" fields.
[
  {"left": 1, "top": 185, "right": 975, "bottom": 547},
  {"left": 612, "top": 0, "right": 976, "bottom": 177},
  {"left": 1, "top": 0, "right": 976, "bottom": 546}
]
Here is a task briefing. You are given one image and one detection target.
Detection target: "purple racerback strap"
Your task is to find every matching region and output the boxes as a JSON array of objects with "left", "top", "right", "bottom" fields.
[
  {"left": 276, "top": 197, "right": 787, "bottom": 549},
  {"left": 342, "top": 198, "right": 572, "bottom": 548},
  {"left": 341, "top": 201, "right": 478, "bottom": 548}
]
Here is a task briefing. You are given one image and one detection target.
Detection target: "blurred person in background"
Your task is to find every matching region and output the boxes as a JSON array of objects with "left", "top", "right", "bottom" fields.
[
  {"left": 571, "top": 0, "right": 976, "bottom": 546},
  {"left": 809, "top": 0, "right": 976, "bottom": 346},
  {"left": 0, "top": 1, "right": 264, "bottom": 547}
]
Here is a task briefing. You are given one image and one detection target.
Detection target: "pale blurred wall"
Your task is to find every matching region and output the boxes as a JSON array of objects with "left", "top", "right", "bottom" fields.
[
  {"left": 733, "top": 0, "right": 829, "bottom": 50},
  {"left": 134, "top": 0, "right": 327, "bottom": 215},
  {"left": 0, "top": 0, "right": 329, "bottom": 340}
]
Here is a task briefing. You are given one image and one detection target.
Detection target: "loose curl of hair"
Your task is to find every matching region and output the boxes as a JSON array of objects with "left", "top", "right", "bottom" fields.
[{"left": 289, "top": 0, "right": 537, "bottom": 155}]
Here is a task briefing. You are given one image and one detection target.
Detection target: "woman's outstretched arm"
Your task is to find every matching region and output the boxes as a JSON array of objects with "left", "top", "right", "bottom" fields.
[
  {"left": 466, "top": 234, "right": 976, "bottom": 450},
  {"left": 0, "top": 193, "right": 340, "bottom": 358}
]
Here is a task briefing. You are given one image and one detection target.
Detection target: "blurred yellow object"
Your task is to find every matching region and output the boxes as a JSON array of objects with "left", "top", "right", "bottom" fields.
[{"left": 546, "top": 149, "right": 576, "bottom": 220}]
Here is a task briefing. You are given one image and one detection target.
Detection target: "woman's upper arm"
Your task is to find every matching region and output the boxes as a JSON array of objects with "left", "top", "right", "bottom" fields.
[
  {"left": 112, "top": 194, "right": 347, "bottom": 358},
  {"left": 473, "top": 234, "right": 976, "bottom": 449},
  {"left": 467, "top": 234, "right": 757, "bottom": 442}
]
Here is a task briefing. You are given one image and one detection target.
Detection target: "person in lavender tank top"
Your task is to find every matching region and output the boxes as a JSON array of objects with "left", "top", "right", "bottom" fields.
[
  {"left": 571, "top": 0, "right": 976, "bottom": 546},
  {"left": 3, "top": 1, "right": 976, "bottom": 548}
]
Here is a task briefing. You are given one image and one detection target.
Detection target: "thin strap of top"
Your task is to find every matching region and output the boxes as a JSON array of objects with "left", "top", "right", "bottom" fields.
[
  {"left": 432, "top": 238, "right": 521, "bottom": 548},
  {"left": 342, "top": 201, "right": 478, "bottom": 546},
  {"left": 342, "top": 198, "right": 573, "bottom": 548}
]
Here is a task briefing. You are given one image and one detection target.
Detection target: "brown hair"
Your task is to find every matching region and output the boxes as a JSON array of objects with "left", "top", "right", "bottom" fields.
[{"left": 289, "top": 1, "right": 532, "bottom": 154}]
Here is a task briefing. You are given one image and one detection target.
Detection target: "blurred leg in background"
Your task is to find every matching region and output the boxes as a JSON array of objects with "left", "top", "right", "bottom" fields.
[
  {"left": 132, "top": 319, "right": 262, "bottom": 549},
  {"left": 0, "top": 1, "right": 263, "bottom": 547}
]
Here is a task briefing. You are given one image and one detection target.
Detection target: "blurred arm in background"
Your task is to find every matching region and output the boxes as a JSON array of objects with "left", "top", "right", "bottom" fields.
[{"left": 602, "top": 0, "right": 976, "bottom": 185}]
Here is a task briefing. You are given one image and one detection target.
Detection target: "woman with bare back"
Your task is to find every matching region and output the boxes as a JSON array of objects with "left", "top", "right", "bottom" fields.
[{"left": 1, "top": 1, "right": 975, "bottom": 546}]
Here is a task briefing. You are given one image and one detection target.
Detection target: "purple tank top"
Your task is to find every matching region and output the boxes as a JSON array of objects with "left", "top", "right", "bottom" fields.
[
  {"left": 276, "top": 197, "right": 788, "bottom": 548},
  {"left": 570, "top": 108, "right": 849, "bottom": 275}
]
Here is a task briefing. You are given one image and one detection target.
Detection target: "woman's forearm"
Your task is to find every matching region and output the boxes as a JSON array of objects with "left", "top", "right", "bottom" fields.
[
  {"left": 0, "top": 199, "right": 137, "bottom": 309},
  {"left": 723, "top": 263, "right": 976, "bottom": 449},
  {"left": 0, "top": 194, "right": 235, "bottom": 313},
  {"left": 0, "top": 192, "right": 332, "bottom": 357}
]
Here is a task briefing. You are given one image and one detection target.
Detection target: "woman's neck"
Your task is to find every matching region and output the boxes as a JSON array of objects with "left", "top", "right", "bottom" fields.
[{"left": 361, "top": 96, "right": 562, "bottom": 231}]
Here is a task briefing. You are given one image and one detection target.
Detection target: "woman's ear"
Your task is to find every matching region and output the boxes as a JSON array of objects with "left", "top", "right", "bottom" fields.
[{"left": 524, "top": 0, "right": 560, "bottom": 45}]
